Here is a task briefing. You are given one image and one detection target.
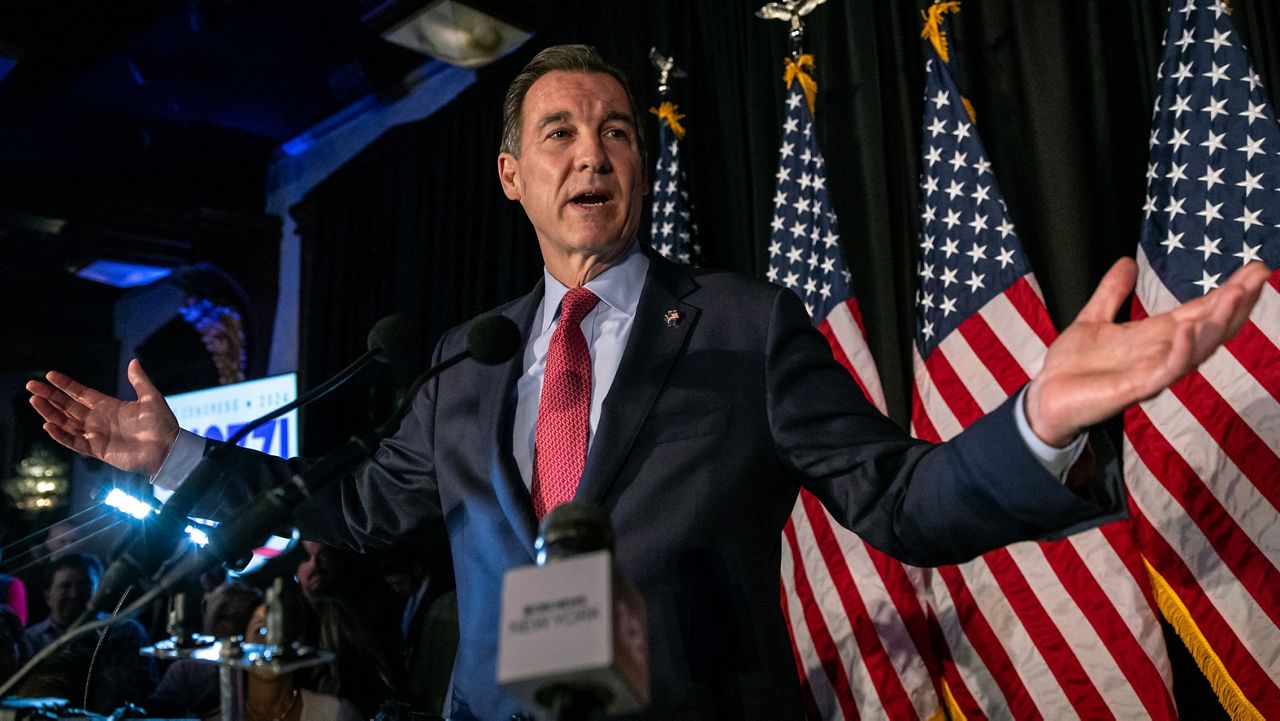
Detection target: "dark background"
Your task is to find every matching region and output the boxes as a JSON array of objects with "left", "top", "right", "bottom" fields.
[{"left": 2, "top": 1, "right": 1277, "bottom": 716}]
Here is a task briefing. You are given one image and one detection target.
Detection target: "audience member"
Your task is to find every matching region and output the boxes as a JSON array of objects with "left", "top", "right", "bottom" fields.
[
  {"left": 300, "top": 595, "right": 404, "bottom": 718},
  {"left": 0, "top": 548, "right": 29, "bottom": 625},
  {"left": 239, "top": 602, "right": 362, "bottom": 721},
  {"left": 17, "top": 553, "right": 155, "bottom": 713},
  {"left": 0, "top": 605, "right": 29, "bottom": 685},
  {"left": 148, "top": 581, "right": 264, "bottom": 718},
  {"left": 382, "top": 527, "right": 456, "bottom": 716}
]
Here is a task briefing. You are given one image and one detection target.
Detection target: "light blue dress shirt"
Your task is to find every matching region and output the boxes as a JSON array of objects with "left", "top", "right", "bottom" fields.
[{"left": 511, "top": 243, "right": 648, "bottom": 490}]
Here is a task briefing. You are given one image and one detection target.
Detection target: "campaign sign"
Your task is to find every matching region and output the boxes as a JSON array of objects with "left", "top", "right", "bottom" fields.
[{"left": 166, "top": 373, "right": 299, "bottom": 459}]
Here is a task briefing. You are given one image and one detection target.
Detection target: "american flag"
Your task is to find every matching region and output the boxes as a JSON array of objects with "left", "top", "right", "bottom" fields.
[
  {"left": 769, "top": 55, "right": 944, "bottom": 721},
  {"left": 1125, "top": 0, "right": 1280, "bottom": 716},
  {"left": 648, "top": 101, "right": 702, "bottom": 265},
  {"left": 910, "top": 47, "right": 1178, "bottom": 718}
]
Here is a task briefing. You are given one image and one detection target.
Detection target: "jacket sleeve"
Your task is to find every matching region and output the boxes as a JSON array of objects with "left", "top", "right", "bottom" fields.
[{"left": 764, "top": 285, "right": 1126, "bottom": 566}]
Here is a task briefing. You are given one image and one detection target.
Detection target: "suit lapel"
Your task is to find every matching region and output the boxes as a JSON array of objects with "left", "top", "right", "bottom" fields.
[
  {"left": 576, "top": 255, "right": 699, "bottom": 507},
  {"left": 481, "top": 282, "right": 542, "bottom": 558}
]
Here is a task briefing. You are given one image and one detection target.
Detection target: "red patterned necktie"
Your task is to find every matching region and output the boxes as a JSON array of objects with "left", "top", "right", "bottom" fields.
[{"left": 531, "top": 287, "right": 601, "bottom": 519}]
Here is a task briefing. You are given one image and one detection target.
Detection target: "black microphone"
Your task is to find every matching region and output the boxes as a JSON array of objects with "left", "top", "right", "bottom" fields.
[
  {"left": 498, "top": 502, "right": 649, "bottom": 720},
  {"left": 188, "top": 315, "right": 522, "bottom": 575},
  {"left": 227, "top": 314, "right": 418, "bottom": 446},
  {"left": 88, "top": 315, "right": 419, "bottom": 614}
]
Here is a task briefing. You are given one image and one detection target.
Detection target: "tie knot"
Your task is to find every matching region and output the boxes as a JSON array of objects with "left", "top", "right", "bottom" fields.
[{"left": 560, "top": 287, "right": 601, "bottom": 327}]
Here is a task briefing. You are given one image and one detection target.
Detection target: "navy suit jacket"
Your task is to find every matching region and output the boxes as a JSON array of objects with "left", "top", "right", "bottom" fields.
[{"left": 211, "top": 251, "right": 1123, "bottom": 719}]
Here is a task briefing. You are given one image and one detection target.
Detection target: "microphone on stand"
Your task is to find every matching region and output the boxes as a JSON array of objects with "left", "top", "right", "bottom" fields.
[
  {"left": 172, "top": 314, "right": 522, "bottom": 579},
  {"left": 497, "top": 502, "right": 650, "bottom": 721},
  {"left": 88, "top": 315, "right": 419, "bottom": 614}
]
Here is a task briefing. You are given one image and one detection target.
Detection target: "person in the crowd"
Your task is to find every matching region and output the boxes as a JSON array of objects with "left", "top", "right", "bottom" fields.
[
  {"left": 238, "top": 602, "right": 362, "bottom": 721},
  {"left": 297, "top": 595, "right": 404, "bottom": 719},
  {"left": 381, "top": 525, "right": 456, "bottom": 717},
  {"left": 25, "top": 44, "right": 1270, "bottom": 719},
  {"left": 0, "top": 548, "right": 30, "bottom": 627},
  {"left": 17, "top": 552, "right": 155, "bottom": 713},
  {"left": 148, "top": 581, "right": 264, "bottom": 718},
  {"left": 0, "top": 605, "right": 29, "bottom": 685},
  {"left": 293, "top": 540, "right": 361, "bottom": 604}
]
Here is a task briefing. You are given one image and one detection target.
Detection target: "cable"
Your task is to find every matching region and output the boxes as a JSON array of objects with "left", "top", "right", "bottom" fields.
[
  {"left": 82, "top": 585, "right": 132, "bottom": 709},
  {"left": 0, "top": 504, "right": 110, "bottom": 556},
  {"left": 0, "top": 505, "right": 116, "bottom": 572},
  {"left": 1, "top": 518, "right": 130, "bottom": 578}
]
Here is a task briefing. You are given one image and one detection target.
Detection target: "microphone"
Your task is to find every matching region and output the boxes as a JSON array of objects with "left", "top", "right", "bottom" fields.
[
  {"left": 466, "top": 314, "right": 523, "bottom": 365},
  {"left": 179, "top": 315, "right": 523, "bottom": 577},
  {"left": 497, "top": 502, "right": 649, "bottom": 720},
  {"left": 88, "top": 315, "right": 420, "bottom": 614},
  {"left": 226, "top": 314, "right": 418, "bottom": 445}
]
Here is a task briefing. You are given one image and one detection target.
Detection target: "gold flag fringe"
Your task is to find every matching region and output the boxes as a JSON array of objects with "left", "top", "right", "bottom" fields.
[
  {"left": 784, "top": 54, "right": 818, "bottom": 115},
  {"left": 921, "top": 1, "right": 962, "bottom": 63},
  {"left": 649, "top": 101, "right": 687, "bottom": 140},
  {"left": 1143, "top": 557, "right": 1263, "bottom": 720},
  {"left": 940, "top": 679, "right": 965, "bottom": 721}
]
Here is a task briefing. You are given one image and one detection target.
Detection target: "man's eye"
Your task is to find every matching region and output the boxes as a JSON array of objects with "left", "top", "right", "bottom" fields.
[{"left": 548, "top": 129, "right": 570, "bottom": 139}]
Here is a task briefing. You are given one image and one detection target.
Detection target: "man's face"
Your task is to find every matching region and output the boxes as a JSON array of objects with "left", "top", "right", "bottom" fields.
[
  {"left": 498, "top": 71, "right": 647, "bottom": 270},
  {"left": 296, "top": 540, "right": 344, "bottom": 601},
  {"left": 46, "top": 566, "right": 93, "bottom": 627}
]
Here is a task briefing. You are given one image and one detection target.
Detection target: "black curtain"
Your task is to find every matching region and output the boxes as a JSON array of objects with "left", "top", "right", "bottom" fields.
[{"left": 289, "top": 1, "right": 1278, "bottom": 714}]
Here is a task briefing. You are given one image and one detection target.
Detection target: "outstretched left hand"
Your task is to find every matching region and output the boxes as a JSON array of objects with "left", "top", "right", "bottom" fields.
[{"left": 1025, "top": 257, "right": 1270, "bottom": 448}]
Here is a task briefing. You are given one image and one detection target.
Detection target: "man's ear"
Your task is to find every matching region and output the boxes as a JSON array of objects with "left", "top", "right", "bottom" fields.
[{"left": 497, "top": 153, "right": 521, "bottom": 200}]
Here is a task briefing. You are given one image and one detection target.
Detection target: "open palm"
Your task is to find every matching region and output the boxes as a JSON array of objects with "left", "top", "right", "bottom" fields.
[
  {"left": 1025, "top": 258, "right": 1269, "bottom": 447},
  {"left": 26, "top": 359, "right": 179, "bottom": 476}
]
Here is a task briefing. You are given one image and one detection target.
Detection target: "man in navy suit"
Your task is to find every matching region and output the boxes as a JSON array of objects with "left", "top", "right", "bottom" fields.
[{"left": 28, "top": 45, "right": 1269, "bottom": 719}]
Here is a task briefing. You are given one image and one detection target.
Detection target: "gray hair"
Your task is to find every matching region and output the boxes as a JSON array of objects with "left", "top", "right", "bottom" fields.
[{"left": 500, "top": 44, "right": 647, "bottom": 162}]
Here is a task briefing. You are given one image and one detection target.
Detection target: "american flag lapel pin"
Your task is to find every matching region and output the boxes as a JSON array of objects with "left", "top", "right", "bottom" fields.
[{"left": 663, "top": 309, "right": 683, "bottom": 327}]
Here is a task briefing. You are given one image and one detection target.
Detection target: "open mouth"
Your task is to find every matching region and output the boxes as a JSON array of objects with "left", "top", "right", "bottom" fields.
[{"left": 571, "top": 192, "right": 610, "bottom": 207}]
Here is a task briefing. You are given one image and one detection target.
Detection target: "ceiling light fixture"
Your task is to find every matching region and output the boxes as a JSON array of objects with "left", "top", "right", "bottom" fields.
[{"left": 381, "top": 0, "right": 531, "bottom": 69}]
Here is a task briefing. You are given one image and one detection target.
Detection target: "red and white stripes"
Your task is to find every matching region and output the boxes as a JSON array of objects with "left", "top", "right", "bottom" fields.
[
  {"left": 912, "top": 273, "right": 1177, "bottom": 720},
  {"left": 783, "top": 297, "right": 945, "bottom": 720},
  {"left": 1123, "top": 247, "right": 1280, "bottom": 719}
]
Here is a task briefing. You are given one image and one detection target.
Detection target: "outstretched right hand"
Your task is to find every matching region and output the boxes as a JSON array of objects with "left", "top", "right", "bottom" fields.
[{"left": 26, "top": 358, "right": 179, "bottom": 477}]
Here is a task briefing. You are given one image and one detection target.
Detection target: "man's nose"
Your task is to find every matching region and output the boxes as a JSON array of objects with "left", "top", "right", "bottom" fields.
[{"left": 576, "top": 136, "right": 611, "bottom": 173}]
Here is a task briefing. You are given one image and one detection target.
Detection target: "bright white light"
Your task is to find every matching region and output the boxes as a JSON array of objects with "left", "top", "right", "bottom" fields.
[
  {"left": 184, "top": 525, "right": 210, "bottom": 547},
  {"left": 104, "top": 488, "right": 157, "bottom": 520}
]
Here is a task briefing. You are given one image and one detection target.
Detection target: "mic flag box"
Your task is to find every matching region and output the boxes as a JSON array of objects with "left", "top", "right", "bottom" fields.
[{"left": 497, "top": 549, "right": 648, "bottom": 713}]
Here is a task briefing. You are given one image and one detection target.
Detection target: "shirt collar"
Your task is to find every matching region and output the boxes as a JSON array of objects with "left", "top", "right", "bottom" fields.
[{"left": 539, "top": 242, "right": 649, "bottom": 333}]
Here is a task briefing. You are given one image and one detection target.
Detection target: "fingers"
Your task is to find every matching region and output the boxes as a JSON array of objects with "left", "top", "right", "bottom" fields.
[
  {"left": 127, "top": 359, "right": 162, "bottom": 402},
  {"left": 1173, "top": 261, "right": 1269, "bottom": 360},
  {"left": 43, "top": 370, "right": 107, "bottom": 408},
  {"left": 1075, "top": 257, "right": 1137, "bottom": 324},
  {"left": 28, "top": 395, "right": 81, "bottom": 432},
  {"left": 26, "top": 380, "right": 90, "bottom": 423},
  {"left": 1220, "top": 262, "right": 1270, "bottom": 334},
  {"left": 42, "top": 421, "right": 90, "bottom": 456}
]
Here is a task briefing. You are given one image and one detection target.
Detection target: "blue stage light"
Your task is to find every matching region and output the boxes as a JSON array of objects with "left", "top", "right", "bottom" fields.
[{"left": 75, "top": 260, "right": 173, "bottom": 288}]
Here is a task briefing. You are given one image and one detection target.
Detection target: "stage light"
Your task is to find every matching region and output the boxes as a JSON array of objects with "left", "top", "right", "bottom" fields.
[
  {"left": 104, "top": 488, "right": 157, "bottom": 520},
  {"left": 184, "top": 524, "right": 210, "bottom": 548},
  {"left": 102, "top": 488, "right": 213, "bottom": 546},
  {"left": 381, "top": 1, "right": 530, "bottom": 69},
  {"left": 74, "top": 259, "right": 174, "bottom": 288}
]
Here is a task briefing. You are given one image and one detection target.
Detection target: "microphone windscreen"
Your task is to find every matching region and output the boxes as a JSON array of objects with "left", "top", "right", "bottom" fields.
[
  {"left": 367, "top": 315, "right": 419, "bottom": 364},
  {"left": 467, "top": 315, "right": 522, "bottom": 365},
  {"left": 537, "top": 501, "right": 614, "bottom": 563}
]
